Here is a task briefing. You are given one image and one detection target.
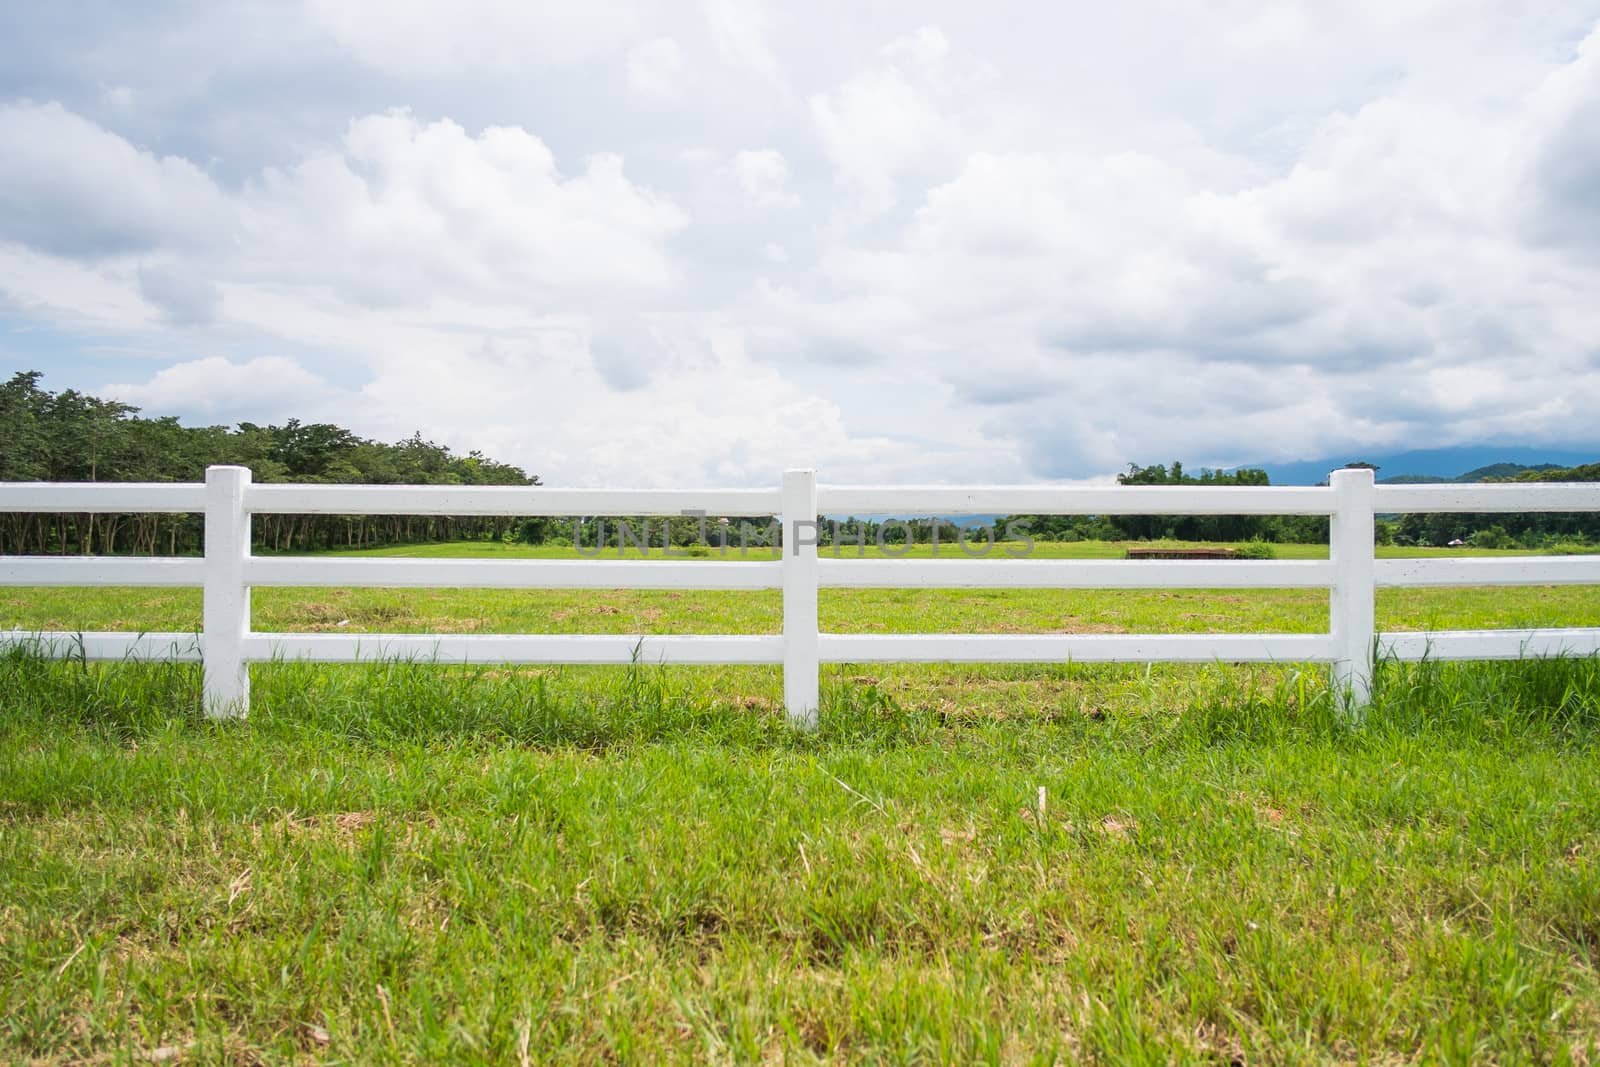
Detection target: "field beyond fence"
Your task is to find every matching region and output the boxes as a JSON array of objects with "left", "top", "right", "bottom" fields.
[{"left": 4, "top": 466, "right": 1599, "bottom": 726}]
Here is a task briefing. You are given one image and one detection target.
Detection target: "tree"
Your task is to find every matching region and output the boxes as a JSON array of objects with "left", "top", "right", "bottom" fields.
[
  {"left": 0, "top": 371, "right": 48, "bottom": 480},
  {"left": 999, "top": 460, "right": 1327, "bottom": 544},
  {"left": 0, "top": 370, "right": 542, "bottom": 555}
]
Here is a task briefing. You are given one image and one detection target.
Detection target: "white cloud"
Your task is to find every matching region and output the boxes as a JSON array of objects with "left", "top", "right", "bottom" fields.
[
  {"left": 0, "top": 244, "right": 160, "bottom": 329},
  {"left": 138, "top": 262, "right": 221, "bottom": 326},
  {"left": 303, "top": 0, "right": 644, "bottom": 74},
  {"left": 101, "top": 86, "right": 136, "bottom": 113},
  {"left": 1518, "top": 25, "right": 1600, "bottom": 252},
  {"left": 729, "top": 149, "right": 798, "bottom": 208},
  {"left": 770, "top": 21, "right": 1600, "bottom": 468},
  {"left": 702, "top": 0, "right": 784, "bottom": 88},
  {"left": 809, "top": 27, "right": 957, "bottom": 213},
  {"left": 1225, "top": 5, "right": 1312, "bottom": 52},
  {"left": 0, "top": 101, "right": 230, "bottom": 257},
  {"left": 628, "top": 37, "right": 686, "bottom": 99},
  {"left": 238, "top": 110, "right": 689, "bottom": 303},
  {"left": 881, "top": 25, "right": 948, "bottom": 68},
  {"left": 104, "top": 356, "right": 335, "bottom": 423},
  {"left": 5, "top": 6, "right": 1600, "bottom": 485}
]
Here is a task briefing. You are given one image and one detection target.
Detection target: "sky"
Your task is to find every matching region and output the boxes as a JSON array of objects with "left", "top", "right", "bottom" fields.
[{"left": 2, "top": 1, "right": 1599, "bottom": 487}]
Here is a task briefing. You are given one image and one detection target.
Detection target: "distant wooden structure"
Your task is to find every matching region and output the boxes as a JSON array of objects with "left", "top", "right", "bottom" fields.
[{"left": 1125, "top": 546, "right": 1238, "bottom": 560}]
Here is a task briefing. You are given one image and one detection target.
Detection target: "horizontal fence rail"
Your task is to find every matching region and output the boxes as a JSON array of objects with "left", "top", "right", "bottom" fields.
[
  {"left": 2, "top": 465, "right": 1598, "bottom": 727},
  {"left": 818, "top": 484, "right": 1337, "bottom": 516},
  {"left": 1376, "top": 628, "right": 1600, "bottom": 661},
  {"left": 0, "top": 482, "right": 207, "bottom": 513},
  {"left": 246, "top": 483, "right": 783, "bottom": 517},
  {"left": 0, "top": 556, "right": 205, "bottom": 586},
  {"left": 1373, "top": 483, "right": 1600, "bottom": 513},
  {"left": 1374, "top": 556, "right": 1600, "bottom": 587}
]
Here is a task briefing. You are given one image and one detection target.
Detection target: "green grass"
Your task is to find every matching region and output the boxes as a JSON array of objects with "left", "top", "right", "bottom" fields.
[
  {"left": 3, "top": 540, "right": 1600, "bottom": 1063},
  {"left": 3, "top": 540, "right": 1598, "bottom": 640},
  {"left": 4, "top": 655, "right": 1600, "bottom": 1064},
  {"left": 301, "top": 537, "right": 1598, "bottom": 560}
]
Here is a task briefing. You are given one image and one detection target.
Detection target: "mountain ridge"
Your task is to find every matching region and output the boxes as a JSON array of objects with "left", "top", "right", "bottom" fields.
[
  {"left": 1378, "top": 462, "right": 1568, "bottom": 485},
  {"left": 1237, "top": 446, "right": 1599, "bottom": 486}
]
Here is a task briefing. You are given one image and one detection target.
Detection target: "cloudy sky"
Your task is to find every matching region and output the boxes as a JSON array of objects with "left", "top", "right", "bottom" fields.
[{"left": 3, "top": 2, "right": 1599, "bottom": 486}]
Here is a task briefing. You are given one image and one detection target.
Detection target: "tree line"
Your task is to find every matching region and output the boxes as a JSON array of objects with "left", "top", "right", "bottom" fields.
[
  {"left": 998, "top": 461, "right": 1331, "bottom": 544},
  {"left": 0, "top": 370, "right": 537, "bottom": 555},
  {"left": 998, "top": 459, "right": 1598, "bottom": 548},
  {"left": 1387, "top": 462, "right": 1600, "bottom": 548},
  {"left": 3, "top": 371, "right": 1594, "bottom": 554}
]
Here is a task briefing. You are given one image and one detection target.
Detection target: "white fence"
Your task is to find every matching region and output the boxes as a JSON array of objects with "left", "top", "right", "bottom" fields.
[{"left": 3, "top": 466, "right": 1599, "bottom": 728}]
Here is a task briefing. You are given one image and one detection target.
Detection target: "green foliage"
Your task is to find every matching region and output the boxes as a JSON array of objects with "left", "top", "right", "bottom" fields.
[
  {"left": 1458, "top": 462, "right": 1566, "bottom": 480},
  {"left": 2, "top": 649, "right": 1600, "bottom": 1062},
  {"left": 1, "top": 547, "right": 1597, "bottom": 1060},
  {"left": 516, "top": 517, "right": 553, "bottom": 545},
  {"left": 6, "top": 538, "right": 1597, "bottom": 649},
  {"left": 1002, "top": 460, "right": 1330, "bottom": 544},
  {"left": 1516, "top": 461, "right": 1600, "bottom": 482},
  {"left": 1397, "top": 460, "right": 1600, "bottom": 548},
  {"left": 0, "top": 370, "right": 538, "bottom": 555},
  {"left": 996, "top": 456, "right": 1598, "bottom": 551},
  {"left": 1473, "top": 525, "right": 1514, "bottom": 549}
]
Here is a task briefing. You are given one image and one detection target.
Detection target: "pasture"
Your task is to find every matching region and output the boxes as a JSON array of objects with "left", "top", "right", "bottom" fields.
[{"left": 3, "top": 539, "right": 1599, "bottom": 1063}]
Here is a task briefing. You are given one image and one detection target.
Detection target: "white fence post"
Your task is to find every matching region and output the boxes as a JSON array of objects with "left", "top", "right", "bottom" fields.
[
  {"left": 782, "top": 468, "right": 820, "bottom": 729},
  {"left": 7, "top": 471, "right": 1594, "bottom": 692},
  {"left": 203, "top": 465, "right": 251, "bottom": 719},
  {"left": 1329, "top": 467, "right": 1376, "bottom": 709}
]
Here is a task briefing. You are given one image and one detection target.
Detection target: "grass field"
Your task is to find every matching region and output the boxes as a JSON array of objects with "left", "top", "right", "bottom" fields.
[
  {"left": 3, "top": 539, "right": 1598, "bottom": 639},
  {"left": 3, "top": 539, "right": 1599, "bottom": 1063}
]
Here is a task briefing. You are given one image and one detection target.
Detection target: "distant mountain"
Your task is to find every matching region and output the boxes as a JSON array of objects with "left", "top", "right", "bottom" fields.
[
  {"left": 1241, "top": 447, "right": 1599, "bottom": 486},
  {"left": 1377, "top": 462, "right": 1568, "bottom": 485}
]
